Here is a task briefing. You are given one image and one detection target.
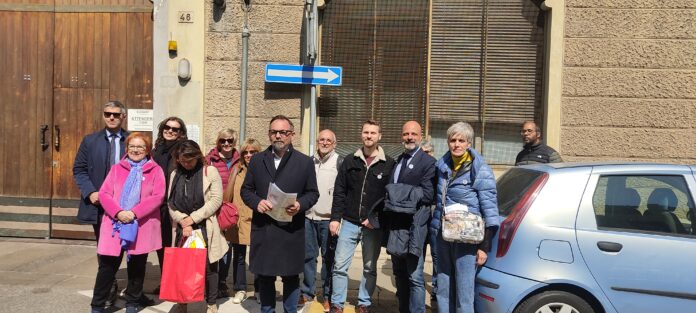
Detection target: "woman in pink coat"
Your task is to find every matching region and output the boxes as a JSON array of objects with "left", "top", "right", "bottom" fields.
[{"left": 91, "top": 132, "right": 166, "bottom": 313}]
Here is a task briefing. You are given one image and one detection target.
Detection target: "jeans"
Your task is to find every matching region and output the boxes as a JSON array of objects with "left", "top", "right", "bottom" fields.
[
  {"left": 428, "top": 226, "right": 439, "bottom": 297},
  {"left": 91, "top": 253, "right": 147, "bottom": 310},
  {"left": 219, "top": 242, "right": 248, "bottom": 291},
  {"left": 301, "top": 218, "right": 331, "bottom": 300},
  {"left": 435, "top": 235, "right": 478, "bottom": 313},
  {"left": 331, "top": 220, "right": 383, "bottom": 308},
  {"left": 258, "top": 274, "right": 300, "bottom": 313},
  {"left": 392, "top": 252, "right": 426, "bottom": 313}
]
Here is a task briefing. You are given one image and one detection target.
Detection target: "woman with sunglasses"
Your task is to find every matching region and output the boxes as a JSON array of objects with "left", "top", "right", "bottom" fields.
[
  {"left": 205, "top": 129, "right": 242, "bottom": 298},
  {"left": 224, "top": 138, "right": 262, "bottom": 304},
  {"left": 169, "top": 140, "right": 228, "bottom": 313},
  {"left": 91, "top": 132, "right": 165, "bottom": 313},
  {"left": 151, "top": 117, "right": 188, "bottom": 293}
]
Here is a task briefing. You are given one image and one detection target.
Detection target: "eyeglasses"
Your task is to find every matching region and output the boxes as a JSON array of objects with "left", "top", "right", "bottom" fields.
[
  {"left": 128, "top": 145, "right": 146, "bottom": 151},
  {"left": 241, "top": 150, "right": 258, "bottom": 156},
  {"left": 163, "top": 125, "right": 181, "bottom": 133},
  {"left": 103, "top": 112, "right": 122, "bottom": 119},
  {"left": 218, "top": 138, "right": 235, "bottom": 145},
  {"left": 269, "top": 129, "right": 293, "bottom": 137},
  {"left": 318, "top": 138, "right": 334, "bottom": 144}
]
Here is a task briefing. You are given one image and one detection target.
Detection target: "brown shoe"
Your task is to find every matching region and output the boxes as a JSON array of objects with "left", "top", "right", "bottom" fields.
[
  {"left": 329, "top": 305, "right": 343, "bottom": 313},
  {"left": 356, "top": 305, "right": 369, "bottom": 313},
  {"left": 298, "top": 295, "right": 311, "bottom": 306},
  {"left": 322, "top": 299, "right": 331, "bottom": 312}
]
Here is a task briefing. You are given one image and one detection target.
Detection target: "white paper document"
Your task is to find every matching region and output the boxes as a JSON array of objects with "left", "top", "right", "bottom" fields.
[{"left": 266, "top": 183, "right": 297, "bottom": 222}]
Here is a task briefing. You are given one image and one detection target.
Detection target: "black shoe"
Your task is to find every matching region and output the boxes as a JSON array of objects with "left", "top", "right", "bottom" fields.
[
  {"left": 217, "top": 284, "right": 230, "bottom": 299},
  {"left": 138, "top": 295, "right": 155, "bottom": 307}
]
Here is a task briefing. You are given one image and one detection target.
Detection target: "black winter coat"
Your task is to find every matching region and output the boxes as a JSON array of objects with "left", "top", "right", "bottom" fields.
[
  {"left": 241, "top": 145, "right": 319, "bottom": 276},
  {"left": 72, "top": 129, "right": 128, "bottom": 224},
  {"left": 331, "top": 147, "right": 395, "bottom": 228}
]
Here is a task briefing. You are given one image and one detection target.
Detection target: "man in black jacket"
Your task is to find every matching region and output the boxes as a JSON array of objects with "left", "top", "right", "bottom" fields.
[
  {"left": 515, "top": 121, "right": 563, "bottom": 165},
  {"left": 329, "top": 120, "right": 395, "bottom": 313},
  {"left": 241, "top": 115, "right": 319, "bottom": 313},
  {"left": 384, "top": 121, "right": 436, "bottom": 313}
]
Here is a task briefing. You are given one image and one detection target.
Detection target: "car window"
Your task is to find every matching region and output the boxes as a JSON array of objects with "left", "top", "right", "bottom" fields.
[
  {"left": 592, "top": 175, "right": 696, "bottom": 236},
  {"left": 497, "top": 168, "right": 544, "bottom": 216}
]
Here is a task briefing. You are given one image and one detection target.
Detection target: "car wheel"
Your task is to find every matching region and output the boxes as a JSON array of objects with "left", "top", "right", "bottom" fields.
[{"left": 514, "top": 290, "right": 594, "bottom": 313}]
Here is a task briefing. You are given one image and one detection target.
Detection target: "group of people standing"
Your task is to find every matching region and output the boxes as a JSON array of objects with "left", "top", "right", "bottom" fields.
[{"left": 74, "top": 100, "right": 561, "bottom": 313}]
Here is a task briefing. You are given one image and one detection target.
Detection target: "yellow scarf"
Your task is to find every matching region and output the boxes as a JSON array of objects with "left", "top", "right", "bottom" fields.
[{"left": 451, "top": 150, "right": 472, "bottom": 172}]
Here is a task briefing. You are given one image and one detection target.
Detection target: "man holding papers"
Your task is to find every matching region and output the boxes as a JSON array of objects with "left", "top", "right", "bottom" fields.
[{"left": 241, "top": 115, "right": 319, "bottom": 313}]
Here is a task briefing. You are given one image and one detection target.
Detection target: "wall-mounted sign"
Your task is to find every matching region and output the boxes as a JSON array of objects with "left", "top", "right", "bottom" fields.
[
  {"left": 127, "top": 109, "right": 154, "bottom": 132},
  {"left": 178, "top": 11, "right": 194, "bottom": 23},
  {"left": 265, "top": 63, "right": 343, "bottom": 86}
]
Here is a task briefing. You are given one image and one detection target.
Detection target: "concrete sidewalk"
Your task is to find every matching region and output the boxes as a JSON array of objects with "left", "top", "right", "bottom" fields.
[{"left": 0, "top": 238, "right": 436, "bottom": 313}]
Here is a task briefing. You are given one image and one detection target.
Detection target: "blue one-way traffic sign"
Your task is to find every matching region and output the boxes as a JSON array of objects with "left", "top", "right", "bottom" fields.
[{"left": 265, "top": 63, "right": 342, "bottom": 86}]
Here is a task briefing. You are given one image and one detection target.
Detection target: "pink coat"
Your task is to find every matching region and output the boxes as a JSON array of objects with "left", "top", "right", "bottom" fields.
[{"left": 97, "top": 158, "right": 165, "bottom": 256}]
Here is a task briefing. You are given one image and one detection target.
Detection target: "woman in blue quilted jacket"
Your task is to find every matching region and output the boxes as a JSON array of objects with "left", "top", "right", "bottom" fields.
[{"left": 431, "top": 122, "right": 500, "bottom": 313}]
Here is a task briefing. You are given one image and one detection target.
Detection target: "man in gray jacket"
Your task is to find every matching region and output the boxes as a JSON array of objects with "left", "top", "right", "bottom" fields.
[{"left": 300, "top": 129, "right": 341, "bottom": 311}]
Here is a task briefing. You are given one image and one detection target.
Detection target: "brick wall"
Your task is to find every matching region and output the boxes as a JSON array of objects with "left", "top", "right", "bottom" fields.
[{"left": 560, "top": 0, "right": 696, "bottom": 163}]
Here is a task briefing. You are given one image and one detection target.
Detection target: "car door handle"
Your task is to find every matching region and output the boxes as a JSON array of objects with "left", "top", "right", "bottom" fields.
[{"left": 597, "top": 241, "right": 622, "bottom": 253}]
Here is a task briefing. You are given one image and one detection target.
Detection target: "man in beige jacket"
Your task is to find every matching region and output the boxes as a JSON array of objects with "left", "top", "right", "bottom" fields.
[{"left": 300, "top": 129, "right": 341, "bottom": 312}]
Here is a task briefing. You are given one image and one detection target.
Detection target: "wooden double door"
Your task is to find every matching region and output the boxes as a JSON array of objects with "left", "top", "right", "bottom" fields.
[{"left": 0, "top": 1, "right": 152, "bottom": 239}]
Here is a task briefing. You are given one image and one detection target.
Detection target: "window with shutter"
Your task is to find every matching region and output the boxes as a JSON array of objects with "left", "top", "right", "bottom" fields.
[
  {"left": 429, "top": 0, "right": 545, "bottom": 164},
  {"left": 319, "top": 0, "right": 429, "bottom": 158}
]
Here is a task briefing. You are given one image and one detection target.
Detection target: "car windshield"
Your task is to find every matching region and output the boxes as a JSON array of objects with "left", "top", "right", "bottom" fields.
[{"left": 497, "top": 168, "right": 544, "bottom": 216}]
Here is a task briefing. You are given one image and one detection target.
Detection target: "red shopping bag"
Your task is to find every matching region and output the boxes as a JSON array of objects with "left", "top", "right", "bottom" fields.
[{"left": 159, "top": 246, "right": 207, "bottom": 303}]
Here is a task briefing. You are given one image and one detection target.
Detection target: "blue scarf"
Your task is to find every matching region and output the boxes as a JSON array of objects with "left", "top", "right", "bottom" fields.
[{"left": 113, "top": 158, "right": 146, "bottom": 252}]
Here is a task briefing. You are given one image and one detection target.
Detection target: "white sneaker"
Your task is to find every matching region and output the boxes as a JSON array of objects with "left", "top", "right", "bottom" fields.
[
  {"left": 207, "top": 304, "right": 218, "bottom": 313},
  {"left": 232, "top": 290, "right": 247, "bottom": 304}
]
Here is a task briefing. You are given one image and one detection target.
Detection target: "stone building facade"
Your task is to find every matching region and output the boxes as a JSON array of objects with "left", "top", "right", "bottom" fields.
[
  {"left": 182, "top": 0, "right": 695, "bottom": 162},
  {"left": 560, "top": 0, "right": 696, "bottom": 163}
]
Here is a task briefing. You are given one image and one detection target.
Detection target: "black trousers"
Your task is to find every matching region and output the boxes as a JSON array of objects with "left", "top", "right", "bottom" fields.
[
  {"left": 156, "top": 206, "right": 173, "bottom": 273},
  {"left": 91, "top": 252, "right": 147, "bottom": 309}
]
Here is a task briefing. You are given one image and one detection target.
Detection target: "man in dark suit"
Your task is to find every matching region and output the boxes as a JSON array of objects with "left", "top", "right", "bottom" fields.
[
  {"left": 72, "top": 100, "right": 129, "bottom": 307},
  {"left": 385, "top": 120, "right": 436, "bottom": 313},
  {"left": 241, "top": 115, "right": 319, "bottom": 313}
]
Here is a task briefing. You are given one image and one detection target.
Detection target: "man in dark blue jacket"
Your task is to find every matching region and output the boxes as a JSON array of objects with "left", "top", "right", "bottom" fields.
[
  {"left": 384, "top": 121, "right": 436, "bottom": 313},
  {"left": 72, "top": 100, "right": 129, "bottom": 307}
]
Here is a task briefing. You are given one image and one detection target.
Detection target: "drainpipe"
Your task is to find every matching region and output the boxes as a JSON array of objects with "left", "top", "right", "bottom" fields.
[
  {"left": 240, "top": 1, "right": 251, "bottom": 142},
  {"left": 306, "top": 0, "right": 318, "bottom": 155}
]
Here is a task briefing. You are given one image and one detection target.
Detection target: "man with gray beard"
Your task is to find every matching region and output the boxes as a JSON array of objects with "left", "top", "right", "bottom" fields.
[{"left": 241, "top": 115, "right": 319, "bottom": 313}]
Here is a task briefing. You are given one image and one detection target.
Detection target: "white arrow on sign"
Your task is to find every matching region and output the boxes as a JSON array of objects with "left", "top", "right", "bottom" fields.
[{"left": 267, "top": 68, "right": 339, "bottom": 83}]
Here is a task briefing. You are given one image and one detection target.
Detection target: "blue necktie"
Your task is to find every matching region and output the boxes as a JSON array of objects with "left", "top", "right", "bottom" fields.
[
  {"left": 109, "top": 133, "right": 117, "bottom": 167},
  {"left": 397, "top": 154, "right": 411, "bottom": 182}
]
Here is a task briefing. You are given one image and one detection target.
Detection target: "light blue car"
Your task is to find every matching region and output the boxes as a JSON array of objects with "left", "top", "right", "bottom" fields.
[{"left": 475, "top": 163, "right": 696, "bottom": 313}]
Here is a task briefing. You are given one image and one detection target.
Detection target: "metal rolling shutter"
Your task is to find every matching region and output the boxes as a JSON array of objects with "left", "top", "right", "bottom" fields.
[
  {"left": 429, "top": 0, "right": 544, "bottom": 124},
  {"left": 319, "top": 0, "right": 429, "bottom": 147}
]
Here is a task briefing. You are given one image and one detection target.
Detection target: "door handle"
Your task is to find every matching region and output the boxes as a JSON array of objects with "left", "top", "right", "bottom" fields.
[
  {"left": 54, "top": 125, "right": 61, "bottom": 151},
  {"left": 597, "top": 241, "right": 622, "bottom": 253},
  {"left": 40, "top": 124, "right": 49, "bottom": 150}
]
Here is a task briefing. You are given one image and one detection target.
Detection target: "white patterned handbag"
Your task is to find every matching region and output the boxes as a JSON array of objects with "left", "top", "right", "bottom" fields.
[{"left": 441, "top": 204, "right": 484, "bottom": 244}]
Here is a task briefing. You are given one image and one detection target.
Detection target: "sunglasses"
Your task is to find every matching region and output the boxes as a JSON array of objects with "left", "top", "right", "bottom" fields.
[
  {"left": 103, "top": 112, "right": 122, "bottom": 118},
  {"left": 241, "top": 150, "right": 258, "bottom": 156},
  {"left": 218, "top": 138, "right": 235, "bottom": 145},
  {"left": 163, "top": 125, "right": 181, "bottom": 133}
]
